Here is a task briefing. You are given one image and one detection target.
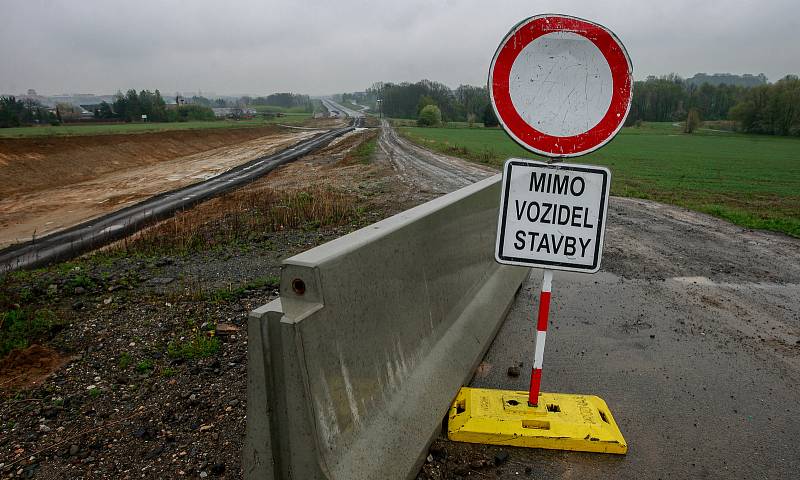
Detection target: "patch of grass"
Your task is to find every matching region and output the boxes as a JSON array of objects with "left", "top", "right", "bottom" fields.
[
  {"left": 167, "top": 333, "right": 220, "bottom": 360},
  {"left": 344, "top": 132, "right": 378, "bottom": 165},
  {"left": 398, "top": 122, "right": 800, "bottom": 238},
  {"left": 67, "top": 273, "right": 95, "bottom": 291},
  {"left": 135, "top": 359, "right": 154, "bottom": 374},
  {"left": 251, "top": 105, "right": 310, "bottom": 114},
  {"left": 54, "top": 263, "right": 80, "bottom": 275},
  {"left": 160, "top": 367, "right": 177, "bottom": 377},
  {"left": 5, "top": 269, "right": 34, "bottom": 283},
  {"left": 209, "top": 276, "right": 280, "bottom": 303},
  {"left": 0, "top": 308, "right": 57, "bottom": 356},
  {"left": 115, "top": 186, "right": 361, "bottom": 255},
  {"left": 88, "top": 387, "right": 102, "bottom": 398},
  {"left": 118, "top": 352, "right": 132, "bottom": 370}
]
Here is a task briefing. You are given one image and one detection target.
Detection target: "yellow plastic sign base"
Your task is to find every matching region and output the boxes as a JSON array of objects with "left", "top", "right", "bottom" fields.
[{"left": 447, "top": 387, "right": 627, "bottom": 454}]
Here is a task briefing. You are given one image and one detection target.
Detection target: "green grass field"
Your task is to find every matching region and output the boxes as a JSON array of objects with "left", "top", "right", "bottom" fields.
[
  {"left": 399, "top": 122, "right": 800, "bottom": 237},
  {"left": 392, "top": 118, "right": 484, "bottom": 129},
  {"left": 0, "top": 113, "right": 311, "bottom": 138},
  {"left": 251, "top": 105, "right": 310, "bottom": 114}
]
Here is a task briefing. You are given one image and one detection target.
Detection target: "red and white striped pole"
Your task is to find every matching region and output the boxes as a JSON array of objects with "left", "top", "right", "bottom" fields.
[{"left": 529, "top": 269, "right": 553, "bottom": 407}]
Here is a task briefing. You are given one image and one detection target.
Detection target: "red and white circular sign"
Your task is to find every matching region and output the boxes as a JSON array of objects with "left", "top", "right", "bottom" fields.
[{"left": 489, "top": 14, "right": 633, "bottom": 158}]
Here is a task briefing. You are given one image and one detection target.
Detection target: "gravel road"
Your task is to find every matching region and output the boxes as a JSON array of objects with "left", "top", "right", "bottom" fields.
[{"left": 377, "top": 121, "right": 800, "bottom": 479}]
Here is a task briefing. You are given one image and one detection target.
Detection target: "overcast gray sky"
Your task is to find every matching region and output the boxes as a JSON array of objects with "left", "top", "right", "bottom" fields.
[{"left": 2, "top": 0, "right": 798, "bottom": 96}]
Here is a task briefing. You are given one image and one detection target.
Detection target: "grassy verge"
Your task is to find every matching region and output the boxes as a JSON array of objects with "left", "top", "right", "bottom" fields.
[
  {"left": 343, "top": 131, "right": 378, "bottom": 164},
  {"left": 251, "top": 105, "right": 310, "bottom": 114},
  {"left": 398, "top": 122, "right": 800, "bottom": 238},
  {"left": 204, "top": 277, "right": 280, "bottom": 303},
  {"left": 0, "top": 114, "right": 311, "bottom": 138},
  {"left": 391, "top": 118, "right": 484, "bottom": 129},
  {"left": 113, "top": 185, "right": 362, "bottom": 256}
]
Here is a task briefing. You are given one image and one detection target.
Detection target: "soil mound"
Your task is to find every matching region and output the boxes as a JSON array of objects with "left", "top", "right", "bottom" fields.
[{"left": 0, "top": 344, "right": 71, "bottom": 392}]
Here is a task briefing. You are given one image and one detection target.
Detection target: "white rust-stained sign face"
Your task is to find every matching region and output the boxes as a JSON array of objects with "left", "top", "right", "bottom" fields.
[
  {"left": 495, "top": 159, "right": 610, "bottom": 273},
  {"left": 489, "top": 14, "right": 633, "bottom": 157}
]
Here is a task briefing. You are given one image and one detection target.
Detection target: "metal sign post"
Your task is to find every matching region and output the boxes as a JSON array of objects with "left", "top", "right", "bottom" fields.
[{"left": 448, "top": 13, "right": 633, "bottom": 454}]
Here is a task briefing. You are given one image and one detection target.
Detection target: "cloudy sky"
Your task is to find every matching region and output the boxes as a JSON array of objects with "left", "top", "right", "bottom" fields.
[{"left": 2, "top": 0, "right": 798, "bottom": 96}]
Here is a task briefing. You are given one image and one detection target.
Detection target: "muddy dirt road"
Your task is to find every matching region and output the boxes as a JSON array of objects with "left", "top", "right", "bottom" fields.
[
  {"left": 379, "top": 121, "right": 800, "bottom": 479},
  {"left": 375, "top": 119, "right": 494, "bottom": 196}
]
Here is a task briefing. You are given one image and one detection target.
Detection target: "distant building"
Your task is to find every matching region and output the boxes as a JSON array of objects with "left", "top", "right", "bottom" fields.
[{"left": 212, "top": 107, "right": 256, "bottom": 119}]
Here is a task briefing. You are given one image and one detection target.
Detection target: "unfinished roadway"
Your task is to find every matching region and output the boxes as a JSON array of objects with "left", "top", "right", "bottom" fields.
[{"left": 375, "top": 118, "right": 800, "bottom": 479}]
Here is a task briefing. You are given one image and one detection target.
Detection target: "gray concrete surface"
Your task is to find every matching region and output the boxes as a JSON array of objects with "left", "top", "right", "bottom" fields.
[
  {"left": 245, "top": 176, "right": 529, "bottom": 480},
  {"left": 321, "top": 98, "right": 364, "bottom": 119}
]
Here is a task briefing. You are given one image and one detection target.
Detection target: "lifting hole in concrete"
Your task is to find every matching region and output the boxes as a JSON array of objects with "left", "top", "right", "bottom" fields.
[
  {"left": 292, "top": 278, "right": 306, "bottom": 295},
  {"left": 507, "top": 399, "right": 520, "bottom": 406},
  {"left": 546, "top": 403, "right": 560, "bottom": 413},
  {"left": 456, "top": 400, "right": 466, "bottom": 414}
]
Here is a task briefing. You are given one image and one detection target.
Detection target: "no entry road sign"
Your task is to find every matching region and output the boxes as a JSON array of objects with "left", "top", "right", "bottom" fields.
[
  {"left": 466, "top": 15, "right": 628, "bottom": 440},
  {"left": 495, "top": 159, "right": 610, "bottom": 273},
  {"left": 489, "top": 14, "right": 633, "bottom": 157}
]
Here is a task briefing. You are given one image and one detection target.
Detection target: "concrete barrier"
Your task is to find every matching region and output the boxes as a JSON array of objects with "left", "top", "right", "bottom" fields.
[{"left": 244, "top": 175, "right": 529, "bottom": 479}]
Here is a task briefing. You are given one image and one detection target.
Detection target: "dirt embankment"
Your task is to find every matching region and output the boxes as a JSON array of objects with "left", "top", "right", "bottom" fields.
[
  {"left": 0, "top": 127, "right": 294, "bottom": 198},
  {"left": 0, "top": 125, "right": 338, "bottom": 248}
]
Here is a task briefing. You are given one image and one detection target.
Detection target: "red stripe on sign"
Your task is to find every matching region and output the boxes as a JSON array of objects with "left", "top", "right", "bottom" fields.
[
  {"left": 529, "top": 368, "right": 542, "bottom": 406},
  {"left": 537, "top": 291, "right": 551, "bottom": 331},
  {"left": 490, "top": 15, "right": 632, "bottom": 157}
]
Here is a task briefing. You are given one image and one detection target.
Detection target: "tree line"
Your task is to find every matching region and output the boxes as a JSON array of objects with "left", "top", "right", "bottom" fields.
[
  {"left": 99, "top": 89, "right": 215, "bottom": 122},
  {"left": 729, "top": 76, "right": 800, "bottom": 136},
  {"left": 0, "top": 96, "right": 57, "bottom": 127},
  {"left": 628, "top": 74, "right": 799, "bottom": 135},
  {"left": 629, "top": 74, "right": 747, "bottom": 123},
  {"left": 249, "top": 93, "right": 313, "bottom": 111},
  {"left": 343, "top": 80, "right": 498, "bottom": 126},
  {"left": 344, "top": 74, "right": 798, "bottom": 136}
]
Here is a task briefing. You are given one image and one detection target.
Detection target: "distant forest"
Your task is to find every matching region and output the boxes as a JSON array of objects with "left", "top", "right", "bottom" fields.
[{"left": 343, "top": 73, "right": 800, "bottom": 136}]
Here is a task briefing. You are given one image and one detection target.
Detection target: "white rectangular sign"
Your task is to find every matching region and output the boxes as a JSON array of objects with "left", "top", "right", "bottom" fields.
[{"left": 495, "top": 159, "right": 611, "bottom": 273}]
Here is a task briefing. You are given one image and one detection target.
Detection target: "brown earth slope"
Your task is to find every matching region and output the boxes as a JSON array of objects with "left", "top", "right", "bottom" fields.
[
  {"left": 0, "top": 126, "right": 295, "bottom": 197},
  {"left": 0, "top": 124, "right": 341, "bottom": 248}
]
